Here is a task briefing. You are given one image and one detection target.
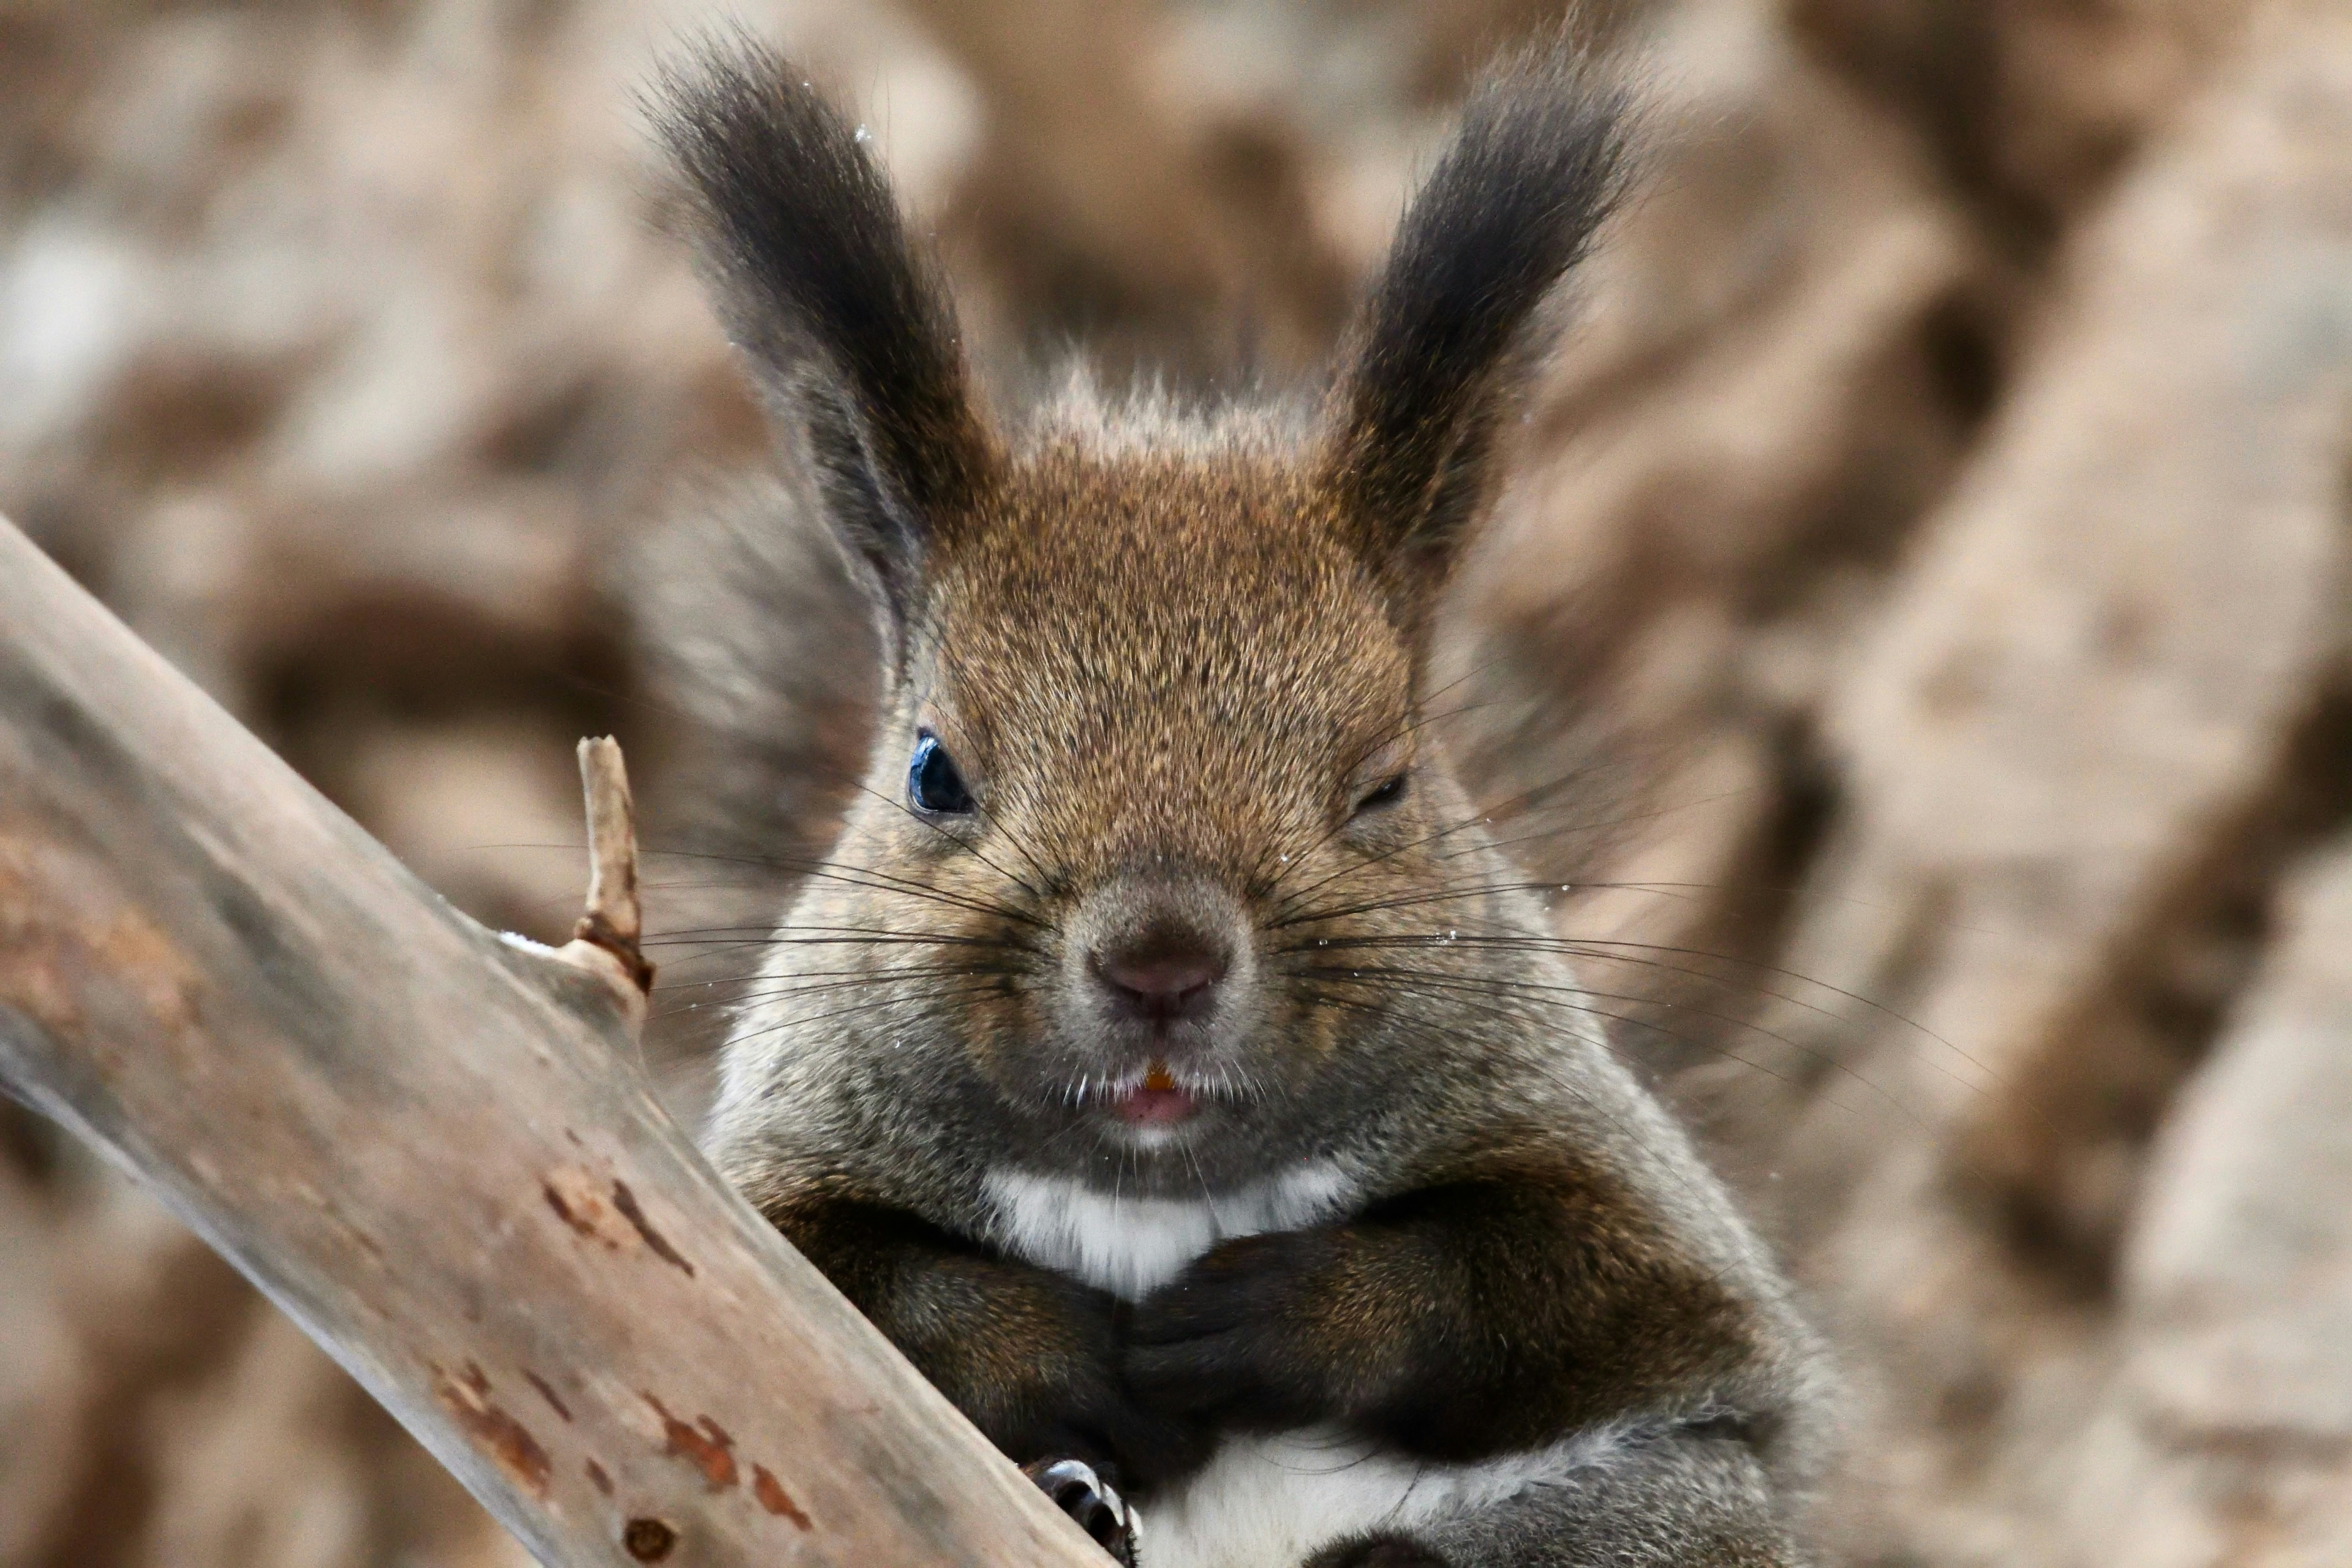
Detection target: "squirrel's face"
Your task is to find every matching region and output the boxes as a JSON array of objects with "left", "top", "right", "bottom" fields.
[
  {"left": 665, "top": 43, "right": 1622, "bottom": 1190},
  {"left": 827, "top": 441, "right": 1487, "bottom": 1171}
]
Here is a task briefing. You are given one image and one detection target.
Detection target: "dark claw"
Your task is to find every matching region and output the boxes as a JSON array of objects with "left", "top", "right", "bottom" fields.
[{"left": 1023, "top": 1456, "right": 1142, "bottom": 1567}]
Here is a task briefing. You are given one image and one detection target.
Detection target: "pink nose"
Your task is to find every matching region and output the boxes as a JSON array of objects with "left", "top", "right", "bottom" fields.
[{"left": 1093, "top": 944, "right": 1227, "bottom": 1022}]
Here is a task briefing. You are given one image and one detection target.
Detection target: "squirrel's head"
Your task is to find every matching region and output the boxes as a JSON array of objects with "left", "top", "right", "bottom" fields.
[{"left": 665, "top": 41, "right": 1626, "bottom": 1191}]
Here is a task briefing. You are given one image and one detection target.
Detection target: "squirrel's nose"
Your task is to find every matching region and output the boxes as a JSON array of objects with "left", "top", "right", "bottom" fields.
[{"left": 1092, "top": 936, "right": 1228, "bottom": 1023}]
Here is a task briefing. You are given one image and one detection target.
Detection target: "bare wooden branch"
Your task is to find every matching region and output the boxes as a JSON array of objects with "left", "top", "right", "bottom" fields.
[{"left": 0, "top": 514, "right": 1106, "bottom": 1568}]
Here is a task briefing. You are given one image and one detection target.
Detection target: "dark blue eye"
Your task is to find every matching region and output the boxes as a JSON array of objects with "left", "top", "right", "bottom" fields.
[{"left": 909, "top": 731, "right": 976, "bottom": 816}]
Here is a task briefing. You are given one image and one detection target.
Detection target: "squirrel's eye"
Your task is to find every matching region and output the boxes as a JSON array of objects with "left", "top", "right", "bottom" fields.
[
  {"left": 1354, "top": 772, "right": 1409, "bottom": 815},
  {"left": 909, "top": 731, "right": 976, "bottom": 816}
]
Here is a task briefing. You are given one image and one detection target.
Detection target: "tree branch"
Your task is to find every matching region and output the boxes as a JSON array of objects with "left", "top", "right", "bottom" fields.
[{"left": 0, "top": 514, "right": 1106, "bottom": 1568}]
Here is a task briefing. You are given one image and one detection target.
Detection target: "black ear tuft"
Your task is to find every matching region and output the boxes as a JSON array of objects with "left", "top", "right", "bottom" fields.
[
  {"left": 653, "top": 39, "right": 994, "bottom": 645},
  {"left": 1323, "top": 39, "right": 1628, "bottom": 603}
]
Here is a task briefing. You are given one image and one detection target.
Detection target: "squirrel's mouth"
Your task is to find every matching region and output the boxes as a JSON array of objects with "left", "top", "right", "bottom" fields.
[
  {"left": 1071, "top": 1059, "right": 1250, "bottom": 1131},
  {"left": 1106, "top": 1062, "right": 1196, "bottom": 1127}
]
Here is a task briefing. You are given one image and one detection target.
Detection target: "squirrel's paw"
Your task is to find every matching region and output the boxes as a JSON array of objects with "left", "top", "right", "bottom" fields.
[
  {"left": 1302, "top": 1533, "right": 1450, "bottom": 1568},
  {"left": 1023, "top": 1456, "right": 1141, "bottom": 1567},
  {"left": 1124, "top": 1230, "right": 1335, "bottom": 1426},
  {"left": 1014, "top": 1383, "right": 1218, "bottom": 1490}
]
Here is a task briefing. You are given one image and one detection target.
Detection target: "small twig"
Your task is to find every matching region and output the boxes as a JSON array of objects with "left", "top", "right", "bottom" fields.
[
  {"left": 571, "top": 737, "right": 653, "bottom": 989},
  {"left": 553, "top": 737, "right": 654, "bottom": 1034}
]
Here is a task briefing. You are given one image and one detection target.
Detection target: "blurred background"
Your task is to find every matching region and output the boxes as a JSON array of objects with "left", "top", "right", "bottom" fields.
[{"left": 3, "top": 0, "right": 2350, "bottom": 1564}]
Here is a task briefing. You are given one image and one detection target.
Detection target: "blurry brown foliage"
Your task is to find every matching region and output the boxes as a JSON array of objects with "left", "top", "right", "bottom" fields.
[{"left": 3, "top": 0, "right": 2349, "bottom": 1564}]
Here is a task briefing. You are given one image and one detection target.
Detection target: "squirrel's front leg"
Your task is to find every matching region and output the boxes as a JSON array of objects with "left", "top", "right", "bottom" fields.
[
  {"left": 1125, "top": 1160, "right": 1804, "bottom": 1565},
  {"left": 766, "top": 1190, "right": 1211, "bottom": 1485},
  {"left": 1123, "top": 1156, "right": 1767, "bottom": 1463},
  {"left": 1302, "top": 1428, "right": 1810, "bottom": 1567}
]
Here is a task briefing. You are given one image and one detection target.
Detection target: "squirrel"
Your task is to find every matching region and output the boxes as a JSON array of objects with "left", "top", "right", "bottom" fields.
[{"left": 652, "top": 33, "right": 1827, "bottom": 1568}]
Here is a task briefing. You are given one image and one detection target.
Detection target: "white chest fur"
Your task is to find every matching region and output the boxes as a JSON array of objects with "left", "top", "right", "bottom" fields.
[
  {"left": 980, "top": 1165, "right": 1634, "bottom": 1565},
  {"left": 982, "top": 1162, "right": 1356, "bottom": 1301}
]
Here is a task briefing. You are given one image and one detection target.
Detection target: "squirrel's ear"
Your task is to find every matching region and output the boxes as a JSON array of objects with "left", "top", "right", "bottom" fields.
[
  {"left": 655, "top": 42, "right": 994, "bottom": 656},
  {"left": 1321, "top": 42, "right": 1626, "bottom": 614}
]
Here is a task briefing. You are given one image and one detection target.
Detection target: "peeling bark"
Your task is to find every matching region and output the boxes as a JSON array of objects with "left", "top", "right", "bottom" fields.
[{"left": 0, "top": 515, "right": 1104, "bottom": 1568}]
